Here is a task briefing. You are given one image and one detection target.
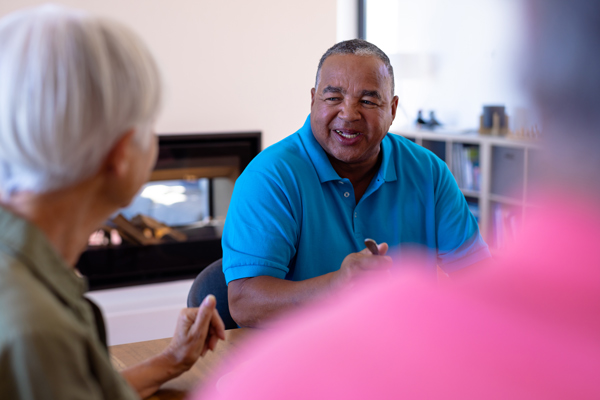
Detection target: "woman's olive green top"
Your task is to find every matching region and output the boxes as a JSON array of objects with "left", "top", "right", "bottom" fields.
[{"left": 0, "top": 207, "right": 137, "bottom": 400}]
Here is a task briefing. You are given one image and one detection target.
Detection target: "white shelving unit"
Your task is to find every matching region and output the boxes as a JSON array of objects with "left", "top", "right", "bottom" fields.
[{"left": 394, "top": 127, "right": 540, "bottom": 249}]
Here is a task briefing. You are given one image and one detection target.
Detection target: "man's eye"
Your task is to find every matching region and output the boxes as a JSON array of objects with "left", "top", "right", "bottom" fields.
[
  {"left": 361, "top": 100, "right": 377, "bottom": 106},
  {"left": 325, "top": 97, "right": 341, "bottom": 101}
]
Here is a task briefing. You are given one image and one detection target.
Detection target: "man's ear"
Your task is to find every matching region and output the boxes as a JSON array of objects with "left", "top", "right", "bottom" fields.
[
  {"left": 310, "top": 88, "right": 316, "bottom": 107},
  {"left": 101, "top": 129, "right": 136, "bottom": 178},
  {"left": 390, "top": 95, "right": 399, "bottom": 122}
]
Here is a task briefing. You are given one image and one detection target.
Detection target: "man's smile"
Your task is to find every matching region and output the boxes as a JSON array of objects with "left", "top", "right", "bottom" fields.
[{"left": 333, "top": 129, "right": 361, "bottom": 139}]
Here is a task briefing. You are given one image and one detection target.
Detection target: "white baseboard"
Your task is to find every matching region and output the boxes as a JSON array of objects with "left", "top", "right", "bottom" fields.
[{"left": 87, "top": 279, "right": 194, "bottom": 346}]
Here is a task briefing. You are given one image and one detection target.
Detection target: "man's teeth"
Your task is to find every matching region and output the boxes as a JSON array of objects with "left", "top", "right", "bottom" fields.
[{"left": 335, "top": 130, "right": 360, "bottom": 139}]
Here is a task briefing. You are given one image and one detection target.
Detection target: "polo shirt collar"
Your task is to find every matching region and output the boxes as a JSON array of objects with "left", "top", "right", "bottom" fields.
[
  {"left": 0, "top": 206, "right": 87, "bottom": 307},
  {"left": 299, "top": 114, "right": 397, "bottom": 183},
  {"left": 379, "top": 134, "right": 397, "bottom": 182}
]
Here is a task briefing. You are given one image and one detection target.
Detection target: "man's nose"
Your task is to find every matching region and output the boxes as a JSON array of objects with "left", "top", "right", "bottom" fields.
[{"left": 338, "top": 100, "right": 361, "bottom": 121}]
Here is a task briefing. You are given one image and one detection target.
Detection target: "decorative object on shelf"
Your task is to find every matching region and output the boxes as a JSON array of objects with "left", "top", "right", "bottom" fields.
[
  {"left": 428, "top": 111, "right": 442, "bottom": 128},
  {"left": 508, "top": 125, "right": 541, "bottom": 140},
  {"left": 415, "top": 110, "right": 442, "bottom": 130},
  {"left": 479, "top": 105, "right": 509, "bottom": 136},
  {"left": 415, "top": 110, "right": 428, "bottom": 126}
]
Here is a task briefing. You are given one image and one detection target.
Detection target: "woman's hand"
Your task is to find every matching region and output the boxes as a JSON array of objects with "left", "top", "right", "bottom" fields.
[
  {"left": 121, "top": 294, "right": 226, "bottom": 399},
  {"left": 165, "top": 295, "right": 226, "bottom": 373}
]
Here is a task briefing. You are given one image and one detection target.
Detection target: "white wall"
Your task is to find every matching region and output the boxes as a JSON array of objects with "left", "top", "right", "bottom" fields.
[
  {"left": 337, "top": 0, "right": 358, "bottom": 42},
  {"left": 366, "top": 0, "right": 532, "bottom": 131},
  {"left": 0, "top": 0, "right": 338, "bottom": 148},
  {"left": 0, "top": 0, "right": 340, "bottom": 344}
]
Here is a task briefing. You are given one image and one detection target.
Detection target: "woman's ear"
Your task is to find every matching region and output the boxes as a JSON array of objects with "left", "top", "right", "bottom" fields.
[{"left": 101, "top": 129, "right": 136, "bottom": 178}]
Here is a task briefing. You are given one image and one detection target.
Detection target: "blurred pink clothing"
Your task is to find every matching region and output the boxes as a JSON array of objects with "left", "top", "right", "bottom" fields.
[{"left": 194, "top": 195, "right": 600, "bottom": 400}]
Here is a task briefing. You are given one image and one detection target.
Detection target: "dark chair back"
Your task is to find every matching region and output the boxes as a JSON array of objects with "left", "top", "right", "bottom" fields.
[{"left": 187, "top": 259, "right": 238, "bottom": 330}]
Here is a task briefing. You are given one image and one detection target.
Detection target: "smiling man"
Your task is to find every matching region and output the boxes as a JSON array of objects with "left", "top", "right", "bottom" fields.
[{"left": 223, "top": 40, "right": 490, "bottom": 327}]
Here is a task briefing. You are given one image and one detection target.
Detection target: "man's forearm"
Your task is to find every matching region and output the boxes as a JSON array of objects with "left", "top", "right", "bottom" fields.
[
  {"left": 228, "top": 245, "right": 392, "bottom": 328},
  {"left": 228, "top": 273, "right": 339, "bottom": 328}
]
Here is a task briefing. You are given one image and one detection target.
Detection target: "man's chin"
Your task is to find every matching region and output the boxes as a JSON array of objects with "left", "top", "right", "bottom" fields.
[{"left": 326, "top": 151, "right": 366, "bottom": 166}]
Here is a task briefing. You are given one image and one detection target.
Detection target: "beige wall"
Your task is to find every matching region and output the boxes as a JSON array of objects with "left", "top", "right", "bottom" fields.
[{"left": 0, "top": 0, "right": 338, "bottom": 148}]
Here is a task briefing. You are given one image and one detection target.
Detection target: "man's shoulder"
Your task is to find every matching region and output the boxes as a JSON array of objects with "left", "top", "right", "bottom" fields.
[
  {"left": 260, "top": 132, "right": 304, "bottom": 156},
  {"left": 244, "top": 131, "right": 313, "bottom": 177}
]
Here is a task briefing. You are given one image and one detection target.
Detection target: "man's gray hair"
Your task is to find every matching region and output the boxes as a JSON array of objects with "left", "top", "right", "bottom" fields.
[
  {"left": 0, "top": 4, "right": 162, "bottom": 196},
  {"left": 315, "top": 39, "right": 395, "bottom": 97}
]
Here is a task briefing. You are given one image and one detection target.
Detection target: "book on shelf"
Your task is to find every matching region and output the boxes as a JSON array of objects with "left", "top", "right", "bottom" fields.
[
  {"left": 492, "top": 203, "right": 521, "bottom": 249},
  {"left": 467, "top": 201, "right": 480, "bottom": 222},
  {"left": 452, "top": 144, "right": 481, "bottom": 191}
]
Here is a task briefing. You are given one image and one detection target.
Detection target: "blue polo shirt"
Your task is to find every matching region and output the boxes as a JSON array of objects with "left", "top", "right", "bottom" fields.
[{"left": 222, "top": 116, "right": 490, "bottom": 284}]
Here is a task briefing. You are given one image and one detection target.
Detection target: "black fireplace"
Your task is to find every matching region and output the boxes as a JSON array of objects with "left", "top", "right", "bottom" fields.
[{"left": 77, "top": 131, "right": 261, "bottom": 290}]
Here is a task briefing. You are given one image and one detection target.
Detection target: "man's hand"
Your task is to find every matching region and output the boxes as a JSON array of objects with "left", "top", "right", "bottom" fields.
[
  {"left": 228, "top": 243, "right": 392, "bottom": 328},
  {"left": 334, "top": 242, "right": 393, "bottom": 288},
  {"left": 165, "top": 295, "right": 226, "bottom": 373}
]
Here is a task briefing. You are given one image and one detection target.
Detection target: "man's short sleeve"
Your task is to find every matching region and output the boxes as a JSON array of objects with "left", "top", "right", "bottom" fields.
[
  {"left": 222, "top": 169, "right": 300, "bottom": 284},
  {"left": 433, "top": 161, "right": 491, "bottom": 273}
]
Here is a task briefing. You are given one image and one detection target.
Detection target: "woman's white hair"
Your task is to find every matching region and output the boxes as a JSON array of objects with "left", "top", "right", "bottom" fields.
[{"left": 0, "top": 4, "right": 162, "bottom": 197}]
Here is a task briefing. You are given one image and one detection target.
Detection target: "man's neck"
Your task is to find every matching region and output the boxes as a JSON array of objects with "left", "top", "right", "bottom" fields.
[
  {"left": 1, "top": 180, "right": 112, "bottom": 267},
  {"left": 329, "top": 153, "right": 382, "bottom": 203}
]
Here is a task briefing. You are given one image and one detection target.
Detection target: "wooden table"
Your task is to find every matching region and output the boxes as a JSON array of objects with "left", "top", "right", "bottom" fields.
[{"left": 110, "top": 329, "right": 252, "bottom": 400}]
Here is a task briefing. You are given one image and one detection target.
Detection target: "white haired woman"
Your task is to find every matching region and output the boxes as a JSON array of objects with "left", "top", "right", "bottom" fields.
[{"left": 0, "top": 5, "right": 225, "bottom": 399}]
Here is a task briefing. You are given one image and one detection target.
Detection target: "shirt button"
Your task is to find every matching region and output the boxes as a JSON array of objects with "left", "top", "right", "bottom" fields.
[
  {"left": 354, "top": 212, "right": 357, "bottom": 218},
  {"left": 339, "top": 181, "right": 344, "bottom": 185},
  {"left": 344, "top": 192, "right": 350, "bottom": 198}
]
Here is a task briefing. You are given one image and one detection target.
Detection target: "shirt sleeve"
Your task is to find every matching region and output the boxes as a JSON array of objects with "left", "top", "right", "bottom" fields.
[
  {"left": 0, "top": 329, "right": 137, "bottom": 400},
  {"left": 222, "top": 169, "right": 300, "bottom": 284},
  {"left": 433, "top": 160, "right": 491, "bottom": 273}
]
